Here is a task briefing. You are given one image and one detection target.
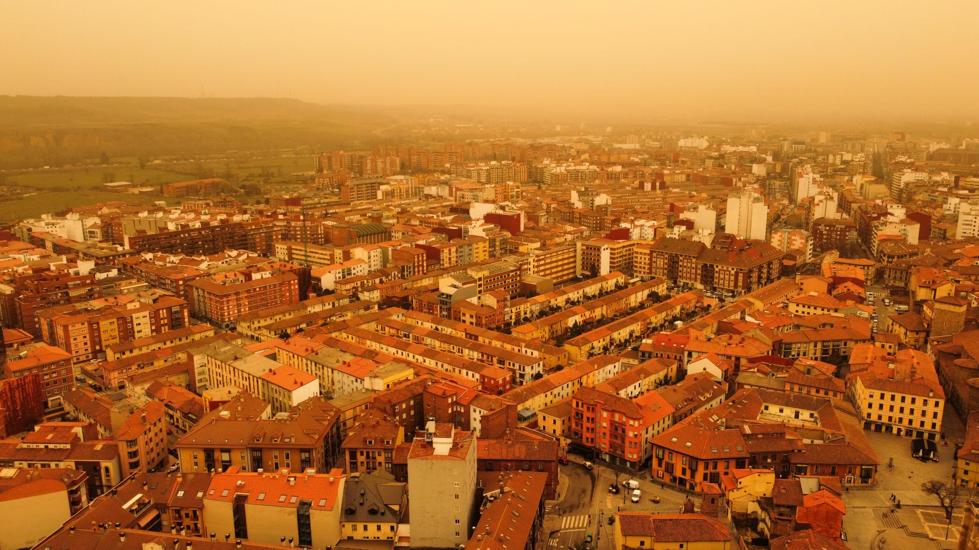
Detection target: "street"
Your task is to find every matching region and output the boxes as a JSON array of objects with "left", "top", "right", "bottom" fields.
[{"left": 544, "top": 457, "right": 696, "bottom": 550}]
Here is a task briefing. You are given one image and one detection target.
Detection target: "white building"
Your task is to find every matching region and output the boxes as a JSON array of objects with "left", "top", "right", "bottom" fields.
[
  {"left": 679, "top": 205, "right": 717, "bottom": 232},
  {"left": 313, "top": 259, "right": 369, "bottom": 291},
  {"left": 793, "top": 168, "right": 820, "bottom": 204},
  {"left": 626, "top": 219, "right": 658, "bottom": 240},
  {"left": 889, "top": 169, "right": 928, "bottom": 199},
  {"left": 956, "top": 202, "right": 979, "bottom": 240},
  {"left": 725, "top": 190, "right": 768, "bottom": 241},
  {"left": 678, "top": 136, "right": 709, "bottom": 149}
]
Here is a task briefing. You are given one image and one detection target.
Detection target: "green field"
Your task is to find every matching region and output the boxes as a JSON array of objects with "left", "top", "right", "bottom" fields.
[
  {"left": 0, "top": 153, "right": 319, "bottom": 222},
  {"left": 0, "top": 189, "right": 161, "bottom": 222},
  {"left": 2, "top": 166, "right": 192, "bottom": 189}
]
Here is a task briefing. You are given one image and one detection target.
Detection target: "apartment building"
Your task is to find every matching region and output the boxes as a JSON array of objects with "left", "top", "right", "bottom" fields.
[
  {"left": 581, "top": 238, "right": 635, "bottom": 276},
  {"left": 4, "top": 342, "right": 73, "bottom": 400},
  {"left": 847, "top": 349, "right": 945, "bottom": 440},
  {"left": 188, "top": 270, "right": 300, "bottom": 327},
  {"left": 6, "top": 411, "right": 119, "bottom": 475},
  {"left": 646, "top": 237, "right": 783, "bottom": 294},
  {"left": 123, "top": 218, "right": 278, "bottom": 256},
  {"left": 193, "top": 340, "right": 319, "bottom": 413},
  {"left": 957, "top": 411, "right": 979, "bottom": 489},
  {"left": 342, "top": 410, "right": 405, "bottom": 474},
  {"left": 524, "top": 243, "right": 580, "bottom": 284},
  {"left": 115, "top": 400, "right": 168, "bottom": 477},
  {"left": 203, "top": 467, "right": 345, "bottom": 549},
  {"left": 407, "top": 422, "right": 477, "bottom": 548},
  {"left": 570, "top": 386, "right": 674, "bottom": 467},
  {"left": 0, "top": 467, "right": 89, "bottom": 549},
  {"left": 175, "top": 397, "right": 342, "bottom": 474},
  {"left": 5, "top": 271, "right": 103, "bottom": 335},
  {"left": 274, "top": 240, "right": 343, "bottom": 268}
]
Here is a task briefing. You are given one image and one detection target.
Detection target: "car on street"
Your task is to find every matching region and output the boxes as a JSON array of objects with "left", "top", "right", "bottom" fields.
[
  {"left": 912, "top": 438, "right": 939, "bottom": 462},
  {"left": 622, "top": 479, "right": 640, "bottom": 489},
  {"left": 608, "top": 483, "right": 620, "bottom": 494},
  {"left": 607, "top": 515, "right": 615, "bottom": 525},
  {"left": 558, "top": 456, "right": 569, "bottom": 465},
  {"left": 631, "top": 489, "right": 641, "bottom": 503}
]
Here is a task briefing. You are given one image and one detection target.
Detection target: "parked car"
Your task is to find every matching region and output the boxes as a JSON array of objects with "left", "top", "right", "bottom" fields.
[
  {"left": 631, "top": 489, "right": 641, "bottom": 503},
  {"left": 558, "top": 456, "right": 569, "bottom": 465},
  {"left": 912, "top": 438, "right": 939, "bottom": 462},
  {"left": 584, "top": 461, "right": 593, "bottom": 470}
]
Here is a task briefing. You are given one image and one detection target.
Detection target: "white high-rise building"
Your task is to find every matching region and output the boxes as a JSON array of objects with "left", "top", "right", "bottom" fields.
[
  {"left": 889, "top": 170, "right": 928, "bottom": 199},
  {"left": 957, "top": 203, "right": 979, "bottom": 240},
  {"left": 793, "top": 166, "right": 820, "bottom": 204},
  {"left": 725, "top": 190, "right": 768, "bottom": 241}
]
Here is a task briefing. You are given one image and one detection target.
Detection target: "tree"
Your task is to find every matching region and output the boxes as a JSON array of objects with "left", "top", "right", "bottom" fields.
[{"left": 921, "top": 479, "right": 960, "bottom": 540}]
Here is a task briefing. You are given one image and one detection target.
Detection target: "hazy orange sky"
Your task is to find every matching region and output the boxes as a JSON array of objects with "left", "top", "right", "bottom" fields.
[{"left": 3, "top": 1, "right": 978, "bottom": 121}]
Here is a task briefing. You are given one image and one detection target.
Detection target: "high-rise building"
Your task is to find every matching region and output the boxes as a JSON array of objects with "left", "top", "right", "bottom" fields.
[
  {"left": 889, "top": 169, "right": 928, "bottom": 200},
  {"left": 957, "top": 203, "right": 979, "bottom": 240},
  {"left": 408, "top": 421, "right": 477, "bottom": 548},
  {"left": 724, "top": 190, "right": 768, "bottom": 240}
]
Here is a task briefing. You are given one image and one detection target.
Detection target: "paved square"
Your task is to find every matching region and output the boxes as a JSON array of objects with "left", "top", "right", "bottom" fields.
[{"left": 916, "top": 509, "right": 963, "bottom": 542}]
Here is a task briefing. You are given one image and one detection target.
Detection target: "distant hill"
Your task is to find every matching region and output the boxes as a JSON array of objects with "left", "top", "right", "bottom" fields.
[{"left": 0, "top": 96, "right": 397, "bottom": 169}]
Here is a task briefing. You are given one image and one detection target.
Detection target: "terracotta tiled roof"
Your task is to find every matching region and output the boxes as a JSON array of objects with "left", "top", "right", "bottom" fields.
[{"left": 615, "top": 512, "right": 730, "bottom": 542}]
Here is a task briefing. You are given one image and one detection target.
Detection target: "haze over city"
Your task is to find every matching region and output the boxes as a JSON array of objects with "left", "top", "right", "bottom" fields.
[
  {"left": 4, "top": 3, "right": 979, "bottom": 550},
  {"left": 3, "top": 1, "right": 979, "bottom": 121}
]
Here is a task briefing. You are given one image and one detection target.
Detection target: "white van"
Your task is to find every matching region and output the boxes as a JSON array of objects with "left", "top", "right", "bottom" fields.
[
  {"left": 622, "top": 479, "right": 640, "bottom": 490},
  {"left": 631, "top": 489, "right": 641, "bottom": 503}
]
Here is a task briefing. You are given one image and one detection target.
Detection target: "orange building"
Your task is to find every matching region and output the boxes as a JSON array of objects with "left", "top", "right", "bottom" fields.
[
  {"left": 115, "top": 400, "right": 169, "bottom": 477},
  {"left": 4, "top": 342, "right": 73, "bottom": 400},
  {"left": 570, "top": 386, "right": 674, "bottom": 468},
  {"left": 188, "top": 271, "right": 299, "bottom": 327}
]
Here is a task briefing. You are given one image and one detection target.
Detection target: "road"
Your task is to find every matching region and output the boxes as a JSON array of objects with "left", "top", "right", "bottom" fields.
[
  {"left": 545, "top": 457, "right": 694, "bottom": 550},
  {"left": 548, "top": 462, "right": 597, "bottom": 550}
]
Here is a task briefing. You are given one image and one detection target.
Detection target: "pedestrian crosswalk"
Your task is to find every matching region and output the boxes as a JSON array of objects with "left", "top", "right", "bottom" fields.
[{"left": 561, "top": 514, "right": 590, "bottom": 530}]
